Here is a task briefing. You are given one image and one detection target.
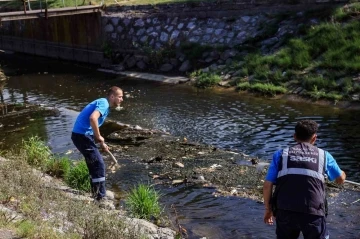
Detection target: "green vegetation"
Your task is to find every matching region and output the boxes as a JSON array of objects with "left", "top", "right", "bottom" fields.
[
  {"left": 21, "top": 136, "right": 91, "bottom": 192},
  {"left": 237, "top": 82, "right": 287, "bottom": 96},
  {"left": 65, "top": 160, "right": 91, "bottom": 192},
  {"left": 0, "top": 155, "right": 141, "bottom": 239},
  {"left": 22, "top": 136, "right": 51, "bottom": 168},
  {"left": 220, "top": 4, "right": 360, "bottom": 101},
  {"left": 0, "top": 138, "right": 158, "bottom": 238},
  {"left": 126, "top": 184, "right": 162, "bottom": 220},
  {"left": 191, "top": 71, "right": 221, "bottom": 88},
  {"left": 46, "top": 156, "right": 71, "bottom": 178}
]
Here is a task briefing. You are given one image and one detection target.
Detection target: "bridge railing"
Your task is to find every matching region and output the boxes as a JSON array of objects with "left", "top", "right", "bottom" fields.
[{"left": 0, "top": 0, "right": 104, "bottom": 13}]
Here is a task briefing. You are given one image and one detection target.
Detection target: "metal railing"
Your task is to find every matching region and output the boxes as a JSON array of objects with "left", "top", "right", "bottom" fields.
[{"left": 0, "top": 0, "right": 104, "bottom": 14}]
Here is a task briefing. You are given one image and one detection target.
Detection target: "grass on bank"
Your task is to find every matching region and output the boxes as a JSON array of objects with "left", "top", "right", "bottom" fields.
[
  {"left": 0, "top": 156, "right": 141, "bottom": 239},
  {"left": 188, "top": 3, "right": 360, "bottom": 101},
  {"left": 22, "top": 136, "right": 90, "bottom": 192},
  {"left": 237, "top": 4, "right": 360, "bottom": 100},
  {"left": 191, "top": 71, "right": 222, "bottom": 88},
  {"left": 126, "top": 184, "right": 162, "bottom": 220},
  {"left": 0, "top": 136, "right": 167, "bottom": 238},
  {"left": 237, "top": 82, "right": 287, "bottom": 96}
]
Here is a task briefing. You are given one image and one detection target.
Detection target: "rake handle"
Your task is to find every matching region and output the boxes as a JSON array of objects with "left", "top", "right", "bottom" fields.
[{"left": 345, "top": 180, "right": 360, "bottom": 186}]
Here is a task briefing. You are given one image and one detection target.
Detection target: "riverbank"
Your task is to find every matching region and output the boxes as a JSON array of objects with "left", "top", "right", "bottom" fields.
[
  {"left": 0, "top": 155, "right": 176, "bottom": 239},
  {"left": 97, "top": 3, "right": 360, "bottom": 105},
  {"left": 96, "top": 68, "right": 360, "bottom": 110}
]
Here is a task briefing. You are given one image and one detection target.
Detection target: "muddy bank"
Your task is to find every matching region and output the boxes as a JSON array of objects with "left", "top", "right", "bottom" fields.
[{"left": 102, "top": 120, "right": 360, "bottom": 202}]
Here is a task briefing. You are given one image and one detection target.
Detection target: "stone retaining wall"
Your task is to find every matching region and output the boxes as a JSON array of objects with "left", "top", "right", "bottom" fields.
[
  {"left": 103, "top": 1, "right": 343, "bottom": 50},
  {"left": 102, "top": 1, "right": 341, "bottom": 72}
]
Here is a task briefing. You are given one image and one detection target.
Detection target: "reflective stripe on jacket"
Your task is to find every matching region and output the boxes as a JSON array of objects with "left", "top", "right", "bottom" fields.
[{"left": 274, "top": 142, "right": 326, "bottom": 216}]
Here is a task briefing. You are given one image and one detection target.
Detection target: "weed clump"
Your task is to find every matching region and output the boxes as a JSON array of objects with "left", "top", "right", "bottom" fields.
[
  {"left": 22, "top": 136, "right": 51, "bottom": 168},
  {"left": 65, "top": 160, "right": 91, "bottom": 192},
  {"left": 46, "top": 156, "right": 71, "bottom": 178},
  {"left": 126, "top": 184, "right": 162, "bottom": 220},
  {"left": 191, "top": 71, "right": 221, "bottom": 88}
]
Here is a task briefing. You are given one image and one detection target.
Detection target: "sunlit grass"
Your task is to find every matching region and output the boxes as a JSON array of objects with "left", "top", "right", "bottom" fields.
[
  {"left": 65, "top": 160, "right": 91, "bottom": 192},
  {"left": 22, "top": 136, "right": 51, "bottom": 169},
  {"left": 0, "top": 151, "right": 141, "bottom": 238},
  {"left": 126, "top": 184, "right": 162, "bottom": 220}
]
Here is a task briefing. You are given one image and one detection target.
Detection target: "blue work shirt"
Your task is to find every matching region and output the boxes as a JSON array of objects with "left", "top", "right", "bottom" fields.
[
  {"left": 72, "top": 98, "right": 109, "bottom": 135},
  {"left": 266, "top": 149, "right": 342, "bottom": 184}
]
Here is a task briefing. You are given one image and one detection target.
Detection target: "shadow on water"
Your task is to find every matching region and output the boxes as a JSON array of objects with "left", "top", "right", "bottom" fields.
[{"left": 1, "top": 54, "right": 360, "bottom": 238}]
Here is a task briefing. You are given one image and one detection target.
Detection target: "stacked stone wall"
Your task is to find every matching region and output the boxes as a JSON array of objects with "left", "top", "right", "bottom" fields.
[{"left": 102, "top": 1, "right": 347, "bottom": 72}]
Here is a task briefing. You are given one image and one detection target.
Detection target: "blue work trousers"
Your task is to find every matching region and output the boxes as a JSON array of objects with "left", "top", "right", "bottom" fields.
[
  {"left": 71, "top": 132, "right": 106, "bottom": 200},
  {"left": 276, "top": 209, "right": 329, "bottom": 239}
]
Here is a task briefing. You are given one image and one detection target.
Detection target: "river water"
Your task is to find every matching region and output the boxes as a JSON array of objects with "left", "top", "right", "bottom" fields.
[{"left": 0, "top": 55, "right": 359, "bottom": 238}]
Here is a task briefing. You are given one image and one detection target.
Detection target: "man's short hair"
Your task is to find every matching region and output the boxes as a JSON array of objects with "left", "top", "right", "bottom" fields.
[
  {"left": 107, "top": 86, "right": 122, "bottom": 96},
  {"left": 295, "top": 120, "right": 318, "bottom": 141}
]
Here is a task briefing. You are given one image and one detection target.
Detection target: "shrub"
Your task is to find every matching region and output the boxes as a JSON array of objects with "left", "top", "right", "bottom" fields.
[
  {"left": 302, "top": 75, "right": 336, "bottom": 91},
  {"left": 22, "top": 136, "right": 51, "bottom": 168},
  {"left": 287, "top": 39, "right": 311, "bottom": 69},
  {"left": 46, "top": 156, "right": 71, "bottom": 178},
  {"left": 194, "top": 72, "right": 221, "bottom": 88},
  {"left": 244, "top": 53, "right": 265, "bottom": 72},
  {"left": 272, "top": 48, "right": 291, "bottom": 68},
  {"left": 306, "top": 23, "right": 345, "bottom": 58},
  {"left": 322, "top": 38, "right": 360, "bottom": 71},
  {"left": 126, "top": 184, "right": 162, "bottom": 220},
  {"left": 253, "top": 64, "right": 271, "bottom": 81},
  {"left": 65, "top": 160, "right": 90, "bottom": 192}
]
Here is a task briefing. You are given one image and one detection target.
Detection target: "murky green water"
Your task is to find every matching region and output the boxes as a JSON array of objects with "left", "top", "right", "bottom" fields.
[{"left": 1, "top": 54, "right": 359, "bottom": 238}]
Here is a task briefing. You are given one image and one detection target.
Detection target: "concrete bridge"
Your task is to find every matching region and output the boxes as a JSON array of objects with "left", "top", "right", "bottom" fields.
[{"left": 0, "top": 5, "right": 105, "bottom": 64}]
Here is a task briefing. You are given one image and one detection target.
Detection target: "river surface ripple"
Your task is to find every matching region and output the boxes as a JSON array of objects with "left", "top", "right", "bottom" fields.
[{"left": 0, "top": 55, "right": 359, "bottom": 238}]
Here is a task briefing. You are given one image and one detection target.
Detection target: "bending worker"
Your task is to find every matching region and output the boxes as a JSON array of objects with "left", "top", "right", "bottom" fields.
[
  {"left": 71, "top": 86, "right": 123, "bottom": 201},
  {"left": 263, "top": 119, "right": 346, "bottom": 239}
]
